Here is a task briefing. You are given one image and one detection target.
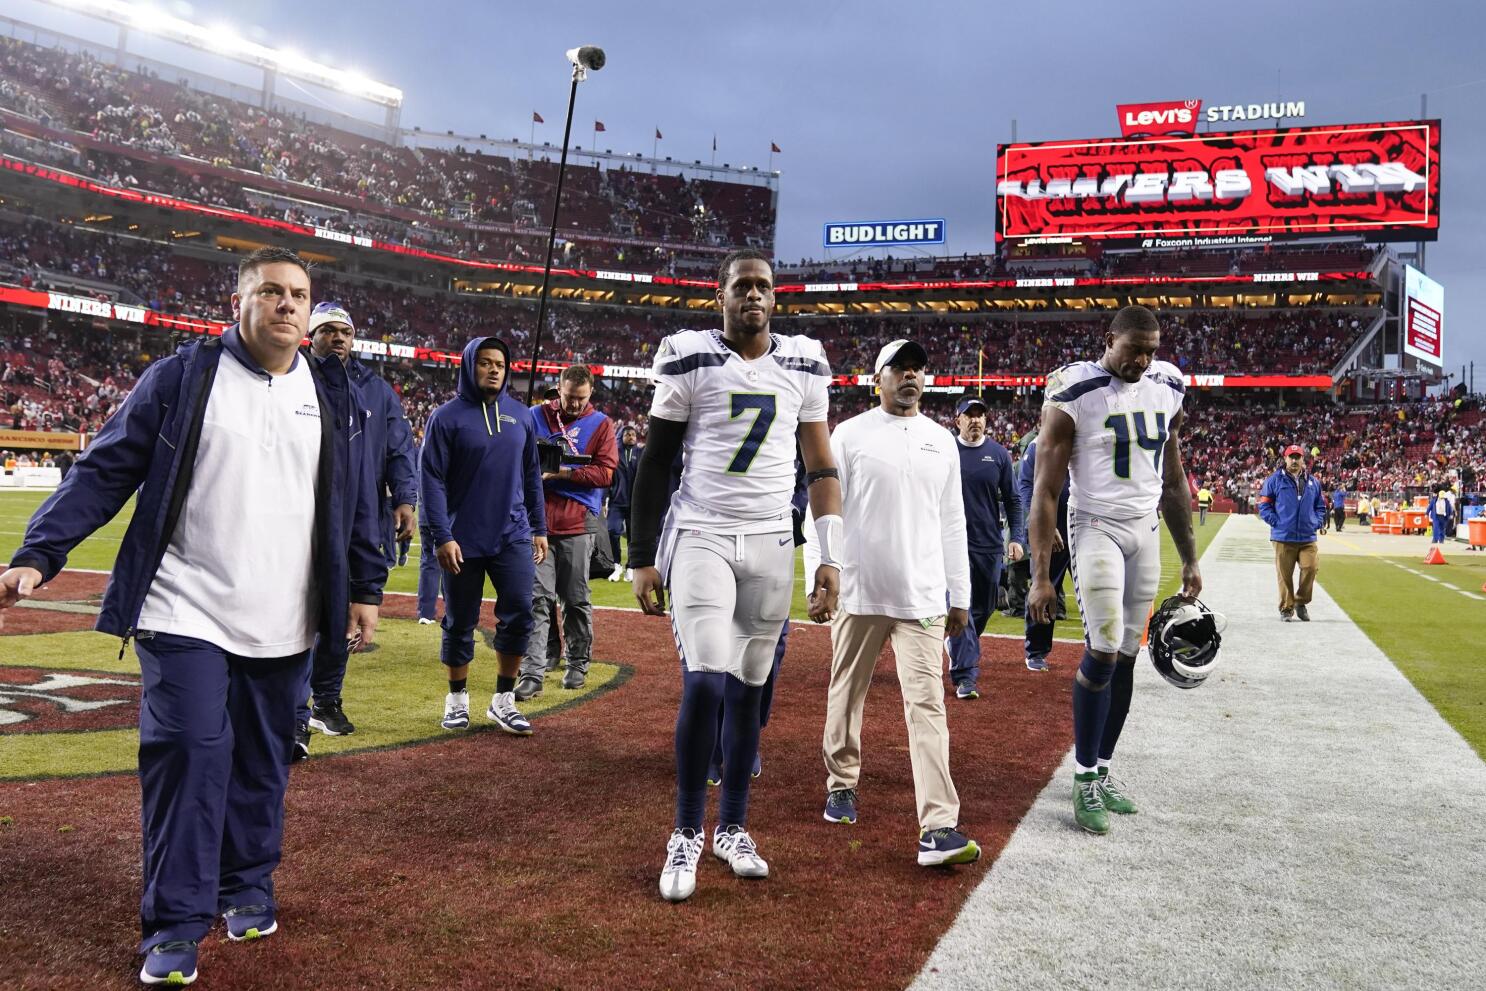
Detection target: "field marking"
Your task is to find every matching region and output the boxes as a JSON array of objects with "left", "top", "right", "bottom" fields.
[{"left": 913, "top": 514, "right": 1486, "bottom": 990}]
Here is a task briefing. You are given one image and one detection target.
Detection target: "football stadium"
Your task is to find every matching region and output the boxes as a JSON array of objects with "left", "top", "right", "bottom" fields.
[{"left": 1, "top": 1, "right": 1483, "bottom": 987}]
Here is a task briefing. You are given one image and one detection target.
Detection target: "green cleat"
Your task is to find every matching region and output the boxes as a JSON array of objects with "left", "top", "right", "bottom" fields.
[
  {"left": 1097, "top": 769, "right": 1138, "bottom": 815},
  {"left": 1074, "top": 773, "right": 1109, "bottom": 834}
]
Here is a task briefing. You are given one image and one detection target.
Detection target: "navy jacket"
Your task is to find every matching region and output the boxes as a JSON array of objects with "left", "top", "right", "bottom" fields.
[
  {"left": 1258, "top": 468, "right": 1328, "bottom": 543},
  {"left": 419, "top": 336, "right": 546, "bottom": 556},
  {"left": 611, "top": 442, "right": 643, "bottom": 513},
  {"left": 957, "top": 436, "right": 1023, "bottom": 555},
  {"left": 9, "top": 326, "right": 386, "bottom": 649},
  {"left": 1015, "top": 439, "right": 1070, "bottom": 547},
  {"left": 346, "top": 358, "right": 417, "bottom": 508}
]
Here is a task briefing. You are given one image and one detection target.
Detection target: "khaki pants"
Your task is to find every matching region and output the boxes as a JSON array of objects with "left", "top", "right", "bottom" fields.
[
  {"left": 1273, "top": 540, "right": 1319, "bottom": 611},
  {"left": 823, "top": 612, "right": 959, "bottom": 830}
]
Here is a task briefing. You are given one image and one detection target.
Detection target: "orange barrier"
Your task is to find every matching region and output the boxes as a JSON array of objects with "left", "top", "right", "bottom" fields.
[{"left": 1469, "top": 517, "right": 1486, "bottom": 550}]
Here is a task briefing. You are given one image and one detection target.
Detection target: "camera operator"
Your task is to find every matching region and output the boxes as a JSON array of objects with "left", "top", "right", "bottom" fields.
[{"left": 519, "top": 365, "right": 618, "bottom": 696}]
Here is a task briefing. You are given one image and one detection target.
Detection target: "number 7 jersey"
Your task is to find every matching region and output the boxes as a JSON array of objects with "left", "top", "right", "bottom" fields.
[
  {"left": 649, "top": 329, "right": 831, "bottom": 534},
  {"left": 1042, "top": 359, "right": 1185, "bottom": 519}
]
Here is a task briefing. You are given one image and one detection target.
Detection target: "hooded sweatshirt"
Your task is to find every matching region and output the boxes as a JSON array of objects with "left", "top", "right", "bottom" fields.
[{"left": 419, "top": 337, "right": 546, "bottom": 555}]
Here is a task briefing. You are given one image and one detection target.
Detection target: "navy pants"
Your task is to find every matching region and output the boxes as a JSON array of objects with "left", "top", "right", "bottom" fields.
[
  {"left": 709, "top": 620, "right": 788, "bottom": 771},
  {"left": 441, "top": 546, "right": 537, "bottom": 665},
  {"left": 1432, "top": 513, "right": 1449, "bottom": 543},
  {"left": 417, "top": 531, "right": 442, "bottom": 621},
  {"left": 382, "top": 510, "right": 398, "bottom": 568},
  {"left": 295, "top": 633, "right": 351, "bottom": 725},
  {"left": 607, "top": 502, "right": 627, "bottom": 564},
  {"left": 135, "top": 632, "right": 308, "bottom": 951},
  {"left": 1025, "top": 541, "right": 1072, "bottom": 659},
  {"left": 947, "top": 550, "right": 1005, "bottom": 689}
]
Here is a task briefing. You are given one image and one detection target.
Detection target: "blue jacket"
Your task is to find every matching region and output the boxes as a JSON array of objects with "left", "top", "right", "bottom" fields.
[
  {"left": 346, "top": 358, "right": 417, "bottom": 508},
  {"left": 1258, "top": 468, "right": 1328, "bottom": 543},
  {"left": 419, "top": 336, "right": 546, "bottom": 556},
  {"left": 1014, "top": 439, "right": 1069, "bottom": 547},
  {"left": 611, "top": 442, "right": 643, "bottom": 512},
  {"left": 8, "top": 326, "right": 386, "bottom": 649},
  {"left": 957, "top": 436, "right": 1022, "bottom": 555}
]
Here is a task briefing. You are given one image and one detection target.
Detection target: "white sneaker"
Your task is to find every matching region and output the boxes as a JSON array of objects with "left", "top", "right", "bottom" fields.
[
  {"left": 624, "top": 568, "right": 633, "bottom": 581},
  {"left": 660, "top": 828, "right": 705, "bottom": 901},
  {"left": 486, "top": 691, "right": 533, "bottom": 735},
  {"left": 441, "top": 691, "right": 469, "bottom": 730},
  {"left": 607, "top": 564, "right": 624, "bottom": 582},
  {"left": 418, "top": 617, "right": 436, "bottom": 625},
  {"left": 712, "top": 825, "right": 769, "bottom": 879}
]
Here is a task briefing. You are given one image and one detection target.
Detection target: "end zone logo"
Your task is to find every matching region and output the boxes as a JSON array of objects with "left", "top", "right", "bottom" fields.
[
  {"left": 1118, "top": 100, "right": 1201, "bottom": 137},
  {"left": 0, "top": 667, "right": 139, "bottom": 733}
]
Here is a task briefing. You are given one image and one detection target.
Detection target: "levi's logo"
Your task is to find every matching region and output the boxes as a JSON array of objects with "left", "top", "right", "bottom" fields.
[{"left": 1117, "top": 100, "right": 1201, "bottom": 137}]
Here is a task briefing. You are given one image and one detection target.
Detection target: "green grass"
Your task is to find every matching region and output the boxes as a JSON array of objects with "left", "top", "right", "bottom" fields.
[
  {"left": 1317, "top": 549, "right": 1486, "bottom": 760},
  {"left": 3, "top": 490, "right": 1220, "bottom": 629}
]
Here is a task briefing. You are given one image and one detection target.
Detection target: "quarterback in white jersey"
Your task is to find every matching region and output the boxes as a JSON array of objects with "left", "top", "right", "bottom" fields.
[
  {"left": 628, "top": 249, "right": 844, "bottom": 903},
  {"left": 1026, "top": 304, "right": 1201, "bottom": 837}
]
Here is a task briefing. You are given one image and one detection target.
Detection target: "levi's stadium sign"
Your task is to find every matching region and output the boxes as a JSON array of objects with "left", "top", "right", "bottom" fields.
[
  {"left": 996, "top": 120, "right": 1440, "bottom": 246},
  {"left": 1117, "top": 100, "right": 1203, "bottom": 137}
]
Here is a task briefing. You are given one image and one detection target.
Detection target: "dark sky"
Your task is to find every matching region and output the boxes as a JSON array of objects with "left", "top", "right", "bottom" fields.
[{"left": 21, "top": 0, "right": 1485, "bottom": 379}]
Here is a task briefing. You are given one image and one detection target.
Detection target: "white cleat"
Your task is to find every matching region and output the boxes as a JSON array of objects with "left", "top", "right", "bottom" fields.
[
  {"left": 441, "top": 691, "right": 469, "bottom": 730},
  {"left": 659, "top": 828, "right": 705, "bottom": 902},
  {"left": 712, "top": 825, "right": 769, "bottom": 879},
  {"left": 624, "top": 568, "right": 633, "bottom": 581},
  {"left": 607, "top": 564, "right": 624, "bottom": 582}
]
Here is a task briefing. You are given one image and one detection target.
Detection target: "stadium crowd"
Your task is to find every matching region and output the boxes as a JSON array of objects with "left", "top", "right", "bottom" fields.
[{"left": 0, "top": 36, "right": 772, "bottom": 274}]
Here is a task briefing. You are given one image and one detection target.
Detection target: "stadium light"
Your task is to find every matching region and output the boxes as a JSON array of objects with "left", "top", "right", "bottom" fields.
[
  {"left": 40, "top": 0, "right": 403, "bottom": 106},
  {"left": 526, "top": 44, "right": 606, "bottom": 402}
]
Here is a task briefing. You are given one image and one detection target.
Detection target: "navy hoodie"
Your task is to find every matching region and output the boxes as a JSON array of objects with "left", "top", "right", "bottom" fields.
[{"left": 419, "top": 337, "right": 545, "bottom": 556}]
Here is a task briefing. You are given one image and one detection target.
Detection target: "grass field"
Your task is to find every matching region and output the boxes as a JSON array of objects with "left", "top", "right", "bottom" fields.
[{"left": 0, "top": 489, "right": 1218, "bottom": 631}]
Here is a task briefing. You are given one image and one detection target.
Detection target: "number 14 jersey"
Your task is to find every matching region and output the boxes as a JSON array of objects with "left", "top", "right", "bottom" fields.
[
  {"left": 1042, "top": 359, "right": 1185, "bottom": 520},
  {"left": 649, "top": 329, "right": 831, "bottom": 534}
]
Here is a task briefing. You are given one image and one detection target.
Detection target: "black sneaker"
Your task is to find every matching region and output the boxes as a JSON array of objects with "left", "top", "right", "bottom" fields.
[
  {"left": 513, "top": 675, "right": 544, "bottom": 701},
  {"left": 562, "top": 666, "right": 587, "bottom": 690},
  {"left": 1295, "top": 604, "right": 1310, "bottom": 622},
  {"left": 1280, "top": 608, "right": 1296, "bottom": 622},
  {"left": 309, "top": 698, "right": 355, "bottom": 736},
  {"left": 292, "top": 722, "right": 310, "bottom": 762}
]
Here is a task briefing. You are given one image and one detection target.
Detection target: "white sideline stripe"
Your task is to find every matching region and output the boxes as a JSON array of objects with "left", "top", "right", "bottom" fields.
[{"left": 912, "top": 514, "right": 1486, "bottom": 990}]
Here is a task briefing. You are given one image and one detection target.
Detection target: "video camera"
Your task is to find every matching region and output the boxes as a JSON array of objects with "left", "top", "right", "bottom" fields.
[{"left": 537, "top": 439, "right": 593, "bottom": 475}]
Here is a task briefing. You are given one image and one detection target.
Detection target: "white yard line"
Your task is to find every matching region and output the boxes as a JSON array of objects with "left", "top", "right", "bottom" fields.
[{"left": 912, "top": 514, "right": 1486, "bottom": 990}]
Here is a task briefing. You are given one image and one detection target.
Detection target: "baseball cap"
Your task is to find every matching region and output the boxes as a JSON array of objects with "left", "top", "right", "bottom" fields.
[
  {"left": 955, "top": 396, "right": 988, "bottom": 415},
  {"left": 1283, "top": 444, "right": 1305, "bottom": 457},
  {"left": 308, "top": 301, "right": 355, "bottom": 334},
  {"left": 873, "top": 339, "right": 929, "bottom": 374}
]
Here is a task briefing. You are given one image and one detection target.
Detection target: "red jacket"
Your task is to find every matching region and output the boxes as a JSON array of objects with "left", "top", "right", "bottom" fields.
[{"left": 534, "top": 400, "right": 617, "bottom": 536}]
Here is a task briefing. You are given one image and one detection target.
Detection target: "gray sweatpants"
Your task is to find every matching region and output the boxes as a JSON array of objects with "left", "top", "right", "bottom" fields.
[{"left": 522, "top": 532, "right": 594, "bottom": 680}]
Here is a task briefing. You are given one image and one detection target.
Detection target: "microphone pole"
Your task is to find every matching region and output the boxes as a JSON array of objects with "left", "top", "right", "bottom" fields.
[{"left": 525, "top": 65, "right": 583, "bottom": 405}]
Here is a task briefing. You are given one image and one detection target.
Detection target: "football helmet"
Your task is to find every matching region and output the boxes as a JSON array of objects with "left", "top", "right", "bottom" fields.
[{"left": 1147, "top": 595, "right": 1226, "bottom": 689}]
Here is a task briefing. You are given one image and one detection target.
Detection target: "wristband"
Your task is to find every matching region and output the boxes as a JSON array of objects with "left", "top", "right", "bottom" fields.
[{"left": 813, "top": 514, "right": 844, "bottom": 570}]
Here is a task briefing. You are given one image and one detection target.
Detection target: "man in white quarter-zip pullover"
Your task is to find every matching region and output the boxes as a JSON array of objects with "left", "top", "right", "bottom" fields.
[{"left": 820, "top": 339, "right": 981, "bottom": 868}]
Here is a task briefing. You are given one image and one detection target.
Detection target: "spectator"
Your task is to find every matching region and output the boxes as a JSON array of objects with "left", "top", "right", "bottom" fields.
[{"left": 1258, "top": 444, "right": 1328, "bottom": 622}]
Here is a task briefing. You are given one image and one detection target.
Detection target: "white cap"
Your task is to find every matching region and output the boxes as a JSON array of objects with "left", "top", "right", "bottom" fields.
[{"left": 873, "top": 338, "right": 929, "bottom": 374}]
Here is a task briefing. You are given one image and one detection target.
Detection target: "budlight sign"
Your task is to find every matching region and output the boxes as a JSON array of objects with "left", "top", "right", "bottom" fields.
[{"left": 823, "top": 219, "right": 945, "bottom": 249}]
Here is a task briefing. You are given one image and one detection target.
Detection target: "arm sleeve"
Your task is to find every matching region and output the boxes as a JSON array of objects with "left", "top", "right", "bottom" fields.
[
  {"left": 419, "top": 412, "right": 454, "bottom": 547},
  {"left": 1312, "top": 486, "right": 1328, "bottom": 530},
  {"left": 567, "top": 414, "right": 617, "bottom": 488},
  {"left": 381, "top": 382, "right": 418, "bottom": 507},
  {"left": 523, "top": 419, "right": 547, "bottom": 536},
  {"left": 1014, "top": 446, "right": 1035, "bottom": 547},
  {"left": 1001, "top": 448, "right": 1025, "bottom": 548},
  {"left": 10, "top": 356, "right": 179, "bottom": 581},
  {"left": 941, "top": 446, "right": 971, "bottom": 611},
  {"left": 627, "top": 416, "right": 687, "bottom": 569}
]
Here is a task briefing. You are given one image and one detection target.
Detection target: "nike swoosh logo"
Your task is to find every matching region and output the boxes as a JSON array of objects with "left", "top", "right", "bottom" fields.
[
  {"left": 778, "top": 536, "right": 792, "bottom": 546},
  {"left": 1151, "top": 523, "right": 1159, "bottom": 531}
]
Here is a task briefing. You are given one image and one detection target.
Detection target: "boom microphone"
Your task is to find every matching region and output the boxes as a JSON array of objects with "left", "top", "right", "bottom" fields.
[{"left": 565, "top": 46, "right": 606, "bottom": 71}]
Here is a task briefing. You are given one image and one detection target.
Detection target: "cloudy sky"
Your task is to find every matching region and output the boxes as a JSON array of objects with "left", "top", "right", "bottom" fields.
[{"left": 20, "top": 0, "right": 1484, "bottom": 379}]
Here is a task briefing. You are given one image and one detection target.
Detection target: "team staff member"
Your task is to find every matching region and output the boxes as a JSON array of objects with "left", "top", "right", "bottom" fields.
[
  {"left": 947, "top": 395, "right": 1023, "bottom": 700},
  {"left": 1258, "top": 444, "right": 1327, "bottom": 622},
  {"left": 821, "top": 340, "right": 980, "bottom": 867},
  {"left": 1015, "top": 437, "right": 1069, "bottom": 672},
  {"left": 606, "top": 424, "right": 643, "bottom": 581},
  {"left": 1197, "top": 482, "right": 1214, "bottom": 525},
  {"left": 295, "top": 302, "right": 416, "bottom": 755},
  {"left": 1330, "top": 483, "right": 1348, "bottom": 533},
  {"left": 520, "top": 365, "right": 616, "bottom": 695},
  {"left": 421, "top": 337, "right": 547, "bottom": 735},
  {"left": 0, "top": 248, "right": 384, "bottom": 986}
]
